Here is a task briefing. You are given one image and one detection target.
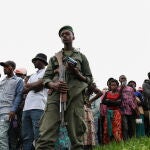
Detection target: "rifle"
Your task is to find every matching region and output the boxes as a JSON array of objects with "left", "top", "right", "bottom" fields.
[
  {"left": 59, "top": 64, "right": 67, "bottom": 126},
  {"left": 55, "top": 52, "right": 71, "bottom": 149}
]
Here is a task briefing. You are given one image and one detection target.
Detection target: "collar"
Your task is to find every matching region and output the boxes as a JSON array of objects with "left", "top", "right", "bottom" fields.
[
  {"left": 36, "top": 68, "right": 45, "bottom": 74},
  {"left": 61, "top": 48, "right": 79, "bottom": 53}
]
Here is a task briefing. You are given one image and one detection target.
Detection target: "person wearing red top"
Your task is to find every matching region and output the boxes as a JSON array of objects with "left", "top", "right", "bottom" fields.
[{"left": 102, "top": 79, "right": 122, "bottom": 144}]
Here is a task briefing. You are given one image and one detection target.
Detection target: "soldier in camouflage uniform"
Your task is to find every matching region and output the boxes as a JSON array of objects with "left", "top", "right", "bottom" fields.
[{"left": 36, "top": 26, "right": 93, "bottom": 150}]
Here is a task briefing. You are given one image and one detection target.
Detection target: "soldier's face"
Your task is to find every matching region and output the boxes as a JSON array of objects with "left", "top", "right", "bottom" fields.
[{"left": 60, "top": 30, "right": 74, "bottom": 44}]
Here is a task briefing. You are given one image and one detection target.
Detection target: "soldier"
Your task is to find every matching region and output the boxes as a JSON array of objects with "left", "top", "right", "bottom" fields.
[{"left": 36, "top": 25, "right": 93, "bottom": 150}]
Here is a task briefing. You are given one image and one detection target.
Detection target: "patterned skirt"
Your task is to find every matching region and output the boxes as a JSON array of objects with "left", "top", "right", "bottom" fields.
[
  {"left": 103, "top": 109, "right": 122, "bottom": 144},
  {"left": 83, "top": 105, "right": 96, "bottom": 146}
]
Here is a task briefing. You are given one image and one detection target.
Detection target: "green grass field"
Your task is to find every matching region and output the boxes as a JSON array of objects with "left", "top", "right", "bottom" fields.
[{"left": 94, "top": 137, "right": 150, "bottom": 150}]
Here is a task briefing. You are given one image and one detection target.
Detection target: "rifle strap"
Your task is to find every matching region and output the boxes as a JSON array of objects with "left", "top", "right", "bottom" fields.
[
  {"left": 55, "top": 51, "right": 63, "bottom": 66},
  {"left": 55, "top": 51, "right": 67, "bottom": 103},
  {"left": 55, "top": 51, "right": 66, "bottom": 82}
]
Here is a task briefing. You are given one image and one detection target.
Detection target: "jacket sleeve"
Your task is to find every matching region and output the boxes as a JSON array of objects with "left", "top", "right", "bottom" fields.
[
  {"left": 43, "top": 57, "right": 55, "bottom": 88},
  {"left": 80, "top": 53, "right": 93, "bottom": 85},
  {"left": 142, "top": 81, "right": 150, "bottom": 97},
  {"left": 11, "top": 78, "right": 24, "bottom": 112}
]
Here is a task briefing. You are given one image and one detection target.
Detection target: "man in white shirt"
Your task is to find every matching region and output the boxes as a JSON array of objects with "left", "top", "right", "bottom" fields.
[{"left": 22, "top": 53, "right": 48, "bottom": 150}]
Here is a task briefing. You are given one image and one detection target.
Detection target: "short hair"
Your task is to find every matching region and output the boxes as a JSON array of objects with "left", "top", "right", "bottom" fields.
[
  {"left": 109, "top": 79, "right": 119, "bottom": 86},
  {"left": 119, "top": 75, "right": 127, "bottom": 80},
  {"left": 107, "top": 77, "right": 114, "bottom": 86},
  {"left": 128, "top": 80, "right": 136, "bottom": 87}
]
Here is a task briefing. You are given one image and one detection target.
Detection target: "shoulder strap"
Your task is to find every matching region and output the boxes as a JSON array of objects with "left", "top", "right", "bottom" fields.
[
  {"left": 55, "top": 51, "right": 67, "bottom": 103},
  {"left": 55, "top": 51, "right": 66, "bottom": 81},
  {"left": 55, "top": 51, "right": 63, "bottom": 66}
]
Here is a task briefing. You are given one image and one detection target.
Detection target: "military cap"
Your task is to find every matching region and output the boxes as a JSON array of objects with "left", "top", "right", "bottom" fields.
[{"left": 58, "top": 25, "right": 74, "bottom": 37}]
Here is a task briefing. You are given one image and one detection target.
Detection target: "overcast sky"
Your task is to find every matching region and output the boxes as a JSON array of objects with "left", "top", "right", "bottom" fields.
[{"left": 0, "top": 0, "right": 150, "bottom": 89}]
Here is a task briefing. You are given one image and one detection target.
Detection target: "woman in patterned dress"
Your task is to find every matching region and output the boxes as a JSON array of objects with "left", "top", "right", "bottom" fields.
[
  {"left": 83, "top": 83, "right": 102, "bottom": 149},
  {"left": 102, "top": 79, "right": 122, "bottom": 144}
]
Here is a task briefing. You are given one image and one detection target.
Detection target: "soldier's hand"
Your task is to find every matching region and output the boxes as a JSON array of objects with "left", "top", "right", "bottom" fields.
[
  {"left": 66, "top": 62, "right": 80, "bottom": 75},
  {"left": 48, "top": 81, "right": 68, "bottom": 93},
  {"left": 54, "top": 68, "right": 60, "bottom": 74}
]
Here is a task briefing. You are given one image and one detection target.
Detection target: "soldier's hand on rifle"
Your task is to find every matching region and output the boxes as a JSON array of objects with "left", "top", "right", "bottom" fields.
[
  {"left": 54, "top": 68, "right": 60, "bottom": 74},
  {"left": 48, "top": 81, "right": 68, "bottom": 93}
]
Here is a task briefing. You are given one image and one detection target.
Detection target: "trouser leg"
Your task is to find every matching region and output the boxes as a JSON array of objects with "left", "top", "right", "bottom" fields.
[
  {"left": 22, "top": 110, "right": 34, "bottom": 150},
  {"left": 0, "top": 120, "right": 10, "bottom": 150},
  {"left": 127, "top": 115, "right": 136, "bottom": 138},
  {"left": 122, "top": 115, "right": 128, "bottom": 140},
  {"left": 35, "top": 103, "right": 60, "bottom": 150},
  {"left": 66, "top": 94, "right": 85, "bottom": 150}
]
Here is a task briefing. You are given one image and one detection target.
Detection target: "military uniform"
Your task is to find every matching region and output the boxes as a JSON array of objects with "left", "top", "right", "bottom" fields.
[{"left": 36, "top": 48, "right": 93, "bottom": 150}]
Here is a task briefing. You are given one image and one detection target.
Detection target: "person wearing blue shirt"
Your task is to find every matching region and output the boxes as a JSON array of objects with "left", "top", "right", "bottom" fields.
[{"left": 0, "top": 61, "right": 24, "bottom": 150}]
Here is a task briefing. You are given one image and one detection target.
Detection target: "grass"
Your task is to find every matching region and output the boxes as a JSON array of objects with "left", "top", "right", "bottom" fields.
[{"left": 94, "top": 137, "right": 150, "bottom": 150}]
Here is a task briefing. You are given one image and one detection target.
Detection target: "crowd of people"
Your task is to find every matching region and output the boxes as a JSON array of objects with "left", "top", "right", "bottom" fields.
[{"left": 0, "top": 25, "right": 149, "bottom": 150}]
